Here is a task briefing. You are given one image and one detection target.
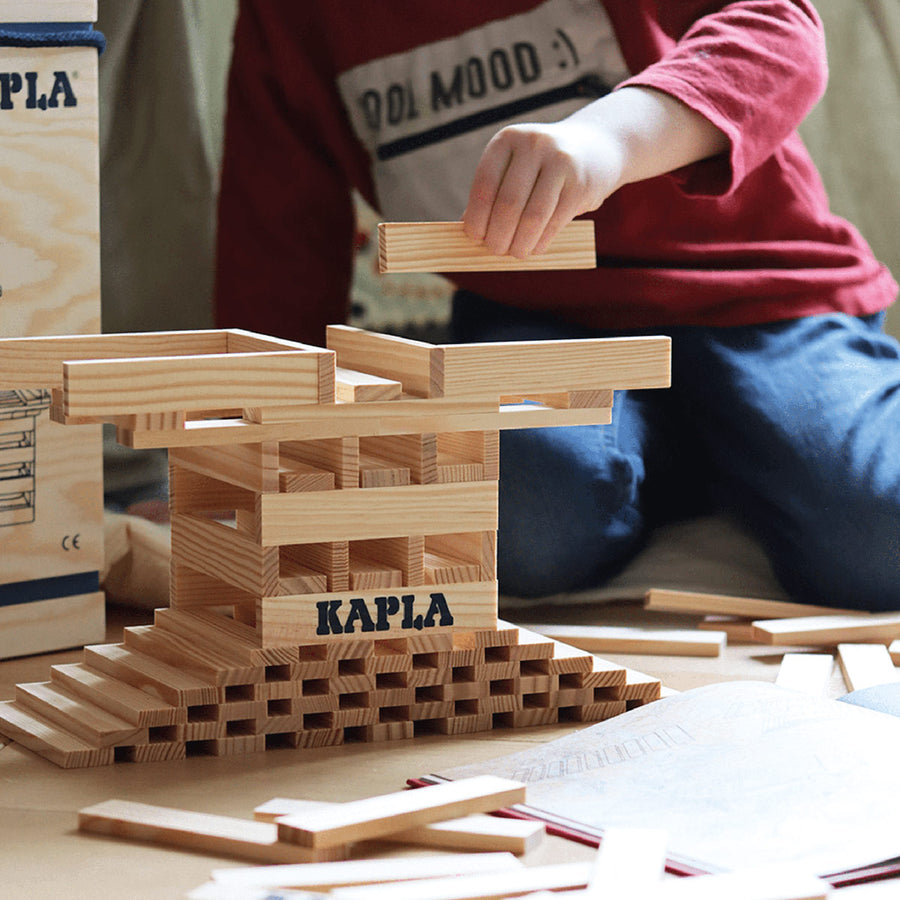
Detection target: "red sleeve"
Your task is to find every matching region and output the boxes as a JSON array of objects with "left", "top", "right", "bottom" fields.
[
  {"left": 214, "top": 1, "right": 369, "bottom": 346},
  {"left": 616, "top": 0, "right": 827, "bottom": 197}
]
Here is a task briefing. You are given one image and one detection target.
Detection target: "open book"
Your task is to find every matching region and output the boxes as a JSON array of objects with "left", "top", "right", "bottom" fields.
[{"left": 416, "top": 681, "right": 900, "bottom": 887}]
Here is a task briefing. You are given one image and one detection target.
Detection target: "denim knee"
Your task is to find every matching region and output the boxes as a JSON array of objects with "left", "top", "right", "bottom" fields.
[{"left": 495, "top": 428, "right": 647, "bottom": 598}]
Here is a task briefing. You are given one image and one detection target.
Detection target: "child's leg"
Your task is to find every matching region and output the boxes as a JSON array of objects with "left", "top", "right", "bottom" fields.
[
  {"left": 679, "top": 313, "right": 900, "bottom": 611},
  {"left": 450, "top": 292, "right": 690, "bottom": 597}
]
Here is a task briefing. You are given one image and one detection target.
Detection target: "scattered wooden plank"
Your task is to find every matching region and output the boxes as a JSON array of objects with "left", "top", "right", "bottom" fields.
[
  {"left": 587, "top": 827, "right": 667, "bottom": 895},
  {"left": 275, "top": 775, "right": 526, "bottom": 849},
  {"left": 644, "top": 589, "right": 852, "bottom": 619},
  {"left": 528, "top": 625, "right": 726, "bottom": 658},
  {"left": 752, "top": 613, "right": 900, "bottom": 647},
  {"left": 774, "top": 654, "right": 834, "bottom": 696},
  {"left": 837, "top": 643, "right": 900, "bottom": 692},
  {"left": 378, "top": 220, "right": 596, "bottom": 273},
  {"left": 208, "top": 852, "right": 523, "bottom": 891},
  {"left": 78, "top": 799, "right": 345, "bottom": 864},
  {"left": 329, "top": 861, "right": 592, "bottom": 900},
  {"left": 255, "top": 797, "right": 543, "bottom": 854}
]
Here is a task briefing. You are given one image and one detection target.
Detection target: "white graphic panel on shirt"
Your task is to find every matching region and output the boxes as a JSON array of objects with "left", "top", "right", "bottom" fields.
[{"left": 337, "top": 0, "right": 630, "bottom": 222}]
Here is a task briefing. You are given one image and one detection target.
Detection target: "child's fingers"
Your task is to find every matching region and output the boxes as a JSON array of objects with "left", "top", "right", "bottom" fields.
[
  {"left": 507, "top": 168, "right": 566, "bottom": 258},
  {"left": 481, "top": 149, "right": 543, "bottom": 255},
  {"left": 533, "top": 183, "right": 587, "bottom": 255},
  {"left": 463, "top": 138, "right": 513, "bottom": 243}
]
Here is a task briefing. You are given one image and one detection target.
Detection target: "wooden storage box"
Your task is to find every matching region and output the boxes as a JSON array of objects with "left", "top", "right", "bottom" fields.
[{"left": 0, "top": 0, "right": 104, "bottom": 658}]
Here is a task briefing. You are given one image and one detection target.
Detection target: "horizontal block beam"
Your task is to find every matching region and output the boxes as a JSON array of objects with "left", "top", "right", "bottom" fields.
[
  {"left": 259, "top": 482, "right": 498, "bottom": 545},
  {"left": 378, "top": 220, "right": 595, "bottom": 273},
  {"left": 440, "top": 336, "right": 670, "bottom": 398},
  {"left": 258, "top": 581, "right": 498, "bottom": 646},
  {"left": 64, "top": 350, "right": 333, "bottom": 417}
]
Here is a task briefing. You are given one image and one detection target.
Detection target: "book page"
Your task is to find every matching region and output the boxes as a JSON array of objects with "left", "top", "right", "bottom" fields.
[{"left": 436, "top": 681, "right": 900, "bottom": 876}]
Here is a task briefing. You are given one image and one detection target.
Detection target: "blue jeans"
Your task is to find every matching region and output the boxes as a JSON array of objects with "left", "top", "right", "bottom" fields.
[{"left": 451, "top": 291, "right": 900, "bottom": 610}]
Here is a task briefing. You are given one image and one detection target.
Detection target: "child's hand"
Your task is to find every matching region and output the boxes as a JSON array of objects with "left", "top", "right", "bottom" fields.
[
  {"left": 461, "top": 86, "right": 729, "bottom": 259},
  {"left": 462, "top": 119, "right": 625, "bottom": 259}
]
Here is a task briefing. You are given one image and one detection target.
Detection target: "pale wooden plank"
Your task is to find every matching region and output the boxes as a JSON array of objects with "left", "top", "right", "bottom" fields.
[
  {"left": 774, "top": 653, "right": 834, "bottom": 696},
  {"left": 378, "top": 220, "right": 595, "bottom": 273},
  {"left": 336, "top": 366, "right": 402, "bottom": 403},
  {"left": 327, "top": 325, "right": 443, "bottom": 398},
  {"left": 259, "top": 581, "right": 498, "bottom": 646},
  {"left": 280, "top": 437, "right": 359, "bottom": 490},
  {"left": 441, "top": 336, "right": 670, "bottom": 399},
  {"left": 209, "top": 851, "right": 522, "bottom": 891},
  {"left": 0, "top": 331, "right": 226, "bottom": 388},
  {"left": 169, "top": 442, "right": 279, "bottom": 493},
  {"left": 50, "top": 663, "right": 185, "bottom": 727},
  {"left": 362, "top": 433, "right": 437, "bottom": 483},
  {"left": 645, "top": 588, "right": 854, "bottom": 619},
  {"left": 0, "top": 700, "right": 113, "bottom": 768},
  {"left": 330, "top": 862, "right": 592, "bottom": 900},
  {"left": 14, "top": 681, "right": 147, "bottom": 747},
  {"left": 62, "top": 351, "right": 331, "bottom": 417},
  {"left": 529, "top": 624, "right": 726, "bottom": 658},
  {"left": 259, "top": 482, "right": 497, "bottom": 546},
  {"left": 255, "top": 798, "right": 542, "bottom": 855},
  {"left": 752, "top": 612, "right": 900, "bottom": 646},
  {"left": 83, "top": 643, "right": 220, "bottom": 707},
  {"left": 587, "top": 827, "right": 667, "bottom": 894},
  {"left": 171, "top": 513, "right": 279, "bottom": 597},
  {"left": 837, "top": 643, "right": 900, "bottom": 692},
  {"left": 78, "top": 799, "right": 346, "bottom": 864},
  {"left": 276, "top": 775, "right": 526, "bottom": 849}
]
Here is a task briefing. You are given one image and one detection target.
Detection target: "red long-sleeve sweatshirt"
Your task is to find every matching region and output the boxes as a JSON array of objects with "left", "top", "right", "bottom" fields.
[{"left": 214, "top": 0, "right": 896, "bottom": 344}]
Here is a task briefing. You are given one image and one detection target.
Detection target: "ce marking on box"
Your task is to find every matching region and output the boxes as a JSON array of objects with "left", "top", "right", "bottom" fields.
[{"left": 62, "top": 533, "right": 81, "bottom": 551}]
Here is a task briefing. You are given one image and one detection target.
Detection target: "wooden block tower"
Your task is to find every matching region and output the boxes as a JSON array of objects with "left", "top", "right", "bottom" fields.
[
  {"left": 0, "top": 324, "right": 670, "bottom": 766},
  {"left": 0, "top": 0, "right": 105, "bottom": 659}
]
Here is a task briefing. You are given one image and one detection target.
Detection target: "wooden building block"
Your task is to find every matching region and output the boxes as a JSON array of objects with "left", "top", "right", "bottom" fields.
[
  {"left": 49, "top": 663, "right": 185, "bottom": 727},
  {"left": 774, "top": 653, "right": 834, "bottom": 696},
  {"left": 171, "top": 513, "right": 279, "bottom": 596},
  {"left": 14, "top": 681, "right": 147, "bottom": 747},
  {"left": 258, "top": 801, "right": 543, "bottom": 855},
  {"left": 327, "top": 325, "right": 442, "bottom": 399},
  {"left": 329, "top": 861, "right": 592, "bottom": 900},
  {"left": 276, "top": 775, "right": 526, "bottom": 849},
  {"left": 358, "top": 452, "right": 410, "bottom": 488},
  {"left": 837, "top": 643, "right": 900, "bottom": 692},
  {"left": 0, "top": 699, "right": 114, "bottom": 768},
  {"left": 208, "top": 852, "right": 523, "bottom": 892},
  {"left": 529, "top": 624, "right": 726, "bottom": 657},
  {"left": 335, "top": 366, "right": 402, "bottom": 403},
  {"left": 279, "top": 460, "right": 335, "bottom": 493},
  {"left": 752, "top": 612, "right": 900, "bottom": 646},
  {"left": 362, "top": 433, "right": 437, "bottom": 484},
  {"left": 378, "top": 220, "right": 596, "bottom": 273},
  {"left": 280, "top": 437, "right": 359, "bottom": 489},
  {"left": 258, "top": 482, "right": 498, "bottom": 546},
  {"left": 439, "top": 336, "right": 670, "bottom": 400},
  {"left": 697, "top": 616, "right": 760, "bottom": 643},
  {"left": 78, "top": 799, "right": 346, "bottom": 864},
  {"left": 588, "top": 826, "right": 667, "bottom": 893},
  {"left": 83, "top": 643, "right": 220, "bottom": 707},
  {"left": 645, "top": 588, "right": 852, "bottom": 619},
  {"left": 169, "top": 442, "right": 279, "bottom": 493}
]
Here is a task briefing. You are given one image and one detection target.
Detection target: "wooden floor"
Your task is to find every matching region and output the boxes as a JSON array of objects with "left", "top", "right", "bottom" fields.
[{"left": 0, "top": 601, "right": 880, "bottom": 898}]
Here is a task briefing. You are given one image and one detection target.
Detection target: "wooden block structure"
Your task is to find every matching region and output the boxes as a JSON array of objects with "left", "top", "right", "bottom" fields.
[
  {"left": 0, "top": 1, "right": 105, "bottom": 658},
  {"left": 0, "top": 325, "right": 670, "bottom": 766}
]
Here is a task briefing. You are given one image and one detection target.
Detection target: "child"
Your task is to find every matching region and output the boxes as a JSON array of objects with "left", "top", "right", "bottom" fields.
[{"left": 215, "top": 1, "right": 900, "bottom": 609}]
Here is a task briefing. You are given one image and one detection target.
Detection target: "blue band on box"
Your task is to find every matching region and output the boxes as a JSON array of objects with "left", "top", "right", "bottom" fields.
[
  {"left": 0, "top": 571, "right": 101, "bottom": 608},
  {"left": 0, "top": 22, "right": 105, "bottom": 52}
]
